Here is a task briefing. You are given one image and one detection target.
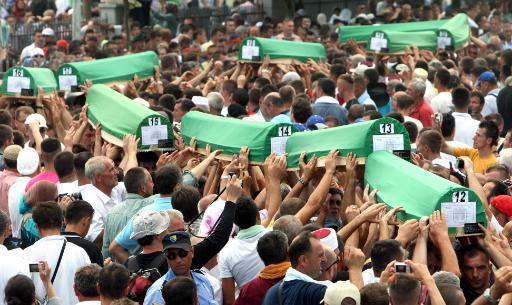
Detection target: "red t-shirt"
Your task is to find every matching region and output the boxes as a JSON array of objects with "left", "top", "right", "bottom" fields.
[
  {"left": 234, "top": 276, "right": 283, "bottom": 305},
  {"left": 409, "top": 100, "right": 433, "bottom": 127}
]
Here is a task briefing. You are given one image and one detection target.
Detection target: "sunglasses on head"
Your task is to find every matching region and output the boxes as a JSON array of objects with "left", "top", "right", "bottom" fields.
[{"left": 166, "top": 248, "right": 189, "bottom": 260}]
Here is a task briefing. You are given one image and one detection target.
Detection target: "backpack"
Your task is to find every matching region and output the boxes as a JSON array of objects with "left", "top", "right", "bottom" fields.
[{"left": 126, "top": 254, "right": 166, "bottom": 304}]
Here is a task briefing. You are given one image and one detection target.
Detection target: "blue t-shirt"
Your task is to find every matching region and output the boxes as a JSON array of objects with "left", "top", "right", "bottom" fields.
[
  {"left": 262, "top": 280, "right": 327, "bottom": 305},
  {"left": 144, "top": 269, "right": 216, "bottom": 305},
  {"left": 115, "top": 196, "right": 172, "bottom": 252}
]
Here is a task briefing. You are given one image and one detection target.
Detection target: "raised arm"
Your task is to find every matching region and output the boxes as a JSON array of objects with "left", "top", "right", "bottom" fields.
[{"left": 295, "top": 150, "right": 337, "bottom": 225}]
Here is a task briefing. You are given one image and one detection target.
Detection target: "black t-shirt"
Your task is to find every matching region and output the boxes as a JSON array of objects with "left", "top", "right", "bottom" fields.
[
  {"left": 497, "top": 86, "right": 512, "bottom": 136},
  {"left": 125, "top": 251, "right": 168, "bottom": 277},
  {"left": 460, "top": 277, "right": 490, "bottom": 305},
  {"left": 61, "top": 232, "right": 104, "bottom": 266}
]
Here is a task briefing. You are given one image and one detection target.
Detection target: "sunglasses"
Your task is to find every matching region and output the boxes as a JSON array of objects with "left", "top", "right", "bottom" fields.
[
  {"left": 325, "top": 256, "right": 340, "bottom": 271},
  {"left": 166, "top": 249, "right": 189, "bottom": 260},
  {"left": 33, "top": 54, "right": 44, "bottom": 58}
]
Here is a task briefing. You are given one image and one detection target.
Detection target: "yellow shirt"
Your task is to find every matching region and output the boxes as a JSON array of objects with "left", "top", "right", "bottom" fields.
[{"left": 453, "top": 147, "right": 497, "bottom": 174}]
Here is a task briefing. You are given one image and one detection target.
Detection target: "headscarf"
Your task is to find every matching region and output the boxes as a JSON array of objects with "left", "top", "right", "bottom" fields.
[{"left": 24, "top": 181, "right": 58, "bottom": 208}]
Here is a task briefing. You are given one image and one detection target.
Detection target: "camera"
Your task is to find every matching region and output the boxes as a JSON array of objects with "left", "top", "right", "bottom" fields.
[
  {"left": 394, "top": 262, "right": 410, "bottom": 273},
  {"left": 29, "top": 263, "right": 39, "bottom": 272},
  {"left": 455, "top": 158, "right": 465, "bottom": 170}
]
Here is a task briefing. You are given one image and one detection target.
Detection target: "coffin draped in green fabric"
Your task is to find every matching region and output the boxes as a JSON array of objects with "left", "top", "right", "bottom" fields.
[
  {"left": 1, "top": 67, "right": 57, "bottom": 96},
  {"left": 286, "top": 118, "right": 411, "bottom": 169},
  {"left": 365, "top": 151, "right": 486, "bottom": 234},
  {"left": 57, "top": 51, "right": 159, "bottom": 90},
  {"left": 238, "top": 36, "right": 326, "bottom": 63},
  {"left": 86, "top": 84, "right": 173, "bottom": 151},
  {"left": 339, "top": 13, "right": 469, "bottom": 53},
  {"left": 181, "top": 111, "right": 298, "bottom": 164}
]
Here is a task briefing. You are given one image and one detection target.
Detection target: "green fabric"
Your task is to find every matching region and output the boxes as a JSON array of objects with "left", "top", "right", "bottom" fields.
[
  {"left": 236, "top": 224, "right": 265, "bottom": 240},
  {"left": 339, "top": 19, "right": 446, "bottom": 43},
  {"left": 238, "top": 36, "right": 326, "bottom": 63},
  {"left": 57, "top": 51, "right": 159, "bottom": 89},
  {"left": 102, "top": 194, "right": 157, "bottom": 258},
  {"left": 1, "top": 67, "right": 57, "bottom": 96},
  {"left": 364, "top": 151, "right": 487, "bottom": 233},
  {"left": 339, "top": 14, "right": 469, "bottom": 53},
  {"left": 285, "top": 118, "right": 411, "bottom": 169},
  {"left": 181, "top": 111, "right": 298, "bottom": 164},
  {"left": 86, "top": 84, "right": 173, "bottom": 151}
]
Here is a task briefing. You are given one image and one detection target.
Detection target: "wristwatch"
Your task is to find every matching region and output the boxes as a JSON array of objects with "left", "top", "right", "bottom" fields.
[{"left": 483, "top": 287, "right": 499, "bottom": 305}]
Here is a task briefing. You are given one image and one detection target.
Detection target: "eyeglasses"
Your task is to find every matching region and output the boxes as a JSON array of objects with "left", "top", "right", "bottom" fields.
[
  {"left": 325, "top": 256, "right": 340, "bottom": 271},
  {"left": 165, "top": 249, "right": 189, "bottom": 260}
]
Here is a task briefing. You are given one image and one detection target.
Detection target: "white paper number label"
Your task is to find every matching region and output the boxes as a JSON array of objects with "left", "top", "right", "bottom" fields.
[
  {"left": 278, "top": 126, "right": 292, "bottom": 137},
  {"left": 452, "top": 191, "right": 469, "bottom": 203},
  {"left": 62, "top": 67, "right": 73, "bottom": 75},
  {"left": 148, "top": 117, "right": 161, "bottom": 126},
  {"left": 379, "top": 123, "right": 394, "bottom": 134},
  {"left": 12, "top": 69, "right": 23, "bottom": 77}
]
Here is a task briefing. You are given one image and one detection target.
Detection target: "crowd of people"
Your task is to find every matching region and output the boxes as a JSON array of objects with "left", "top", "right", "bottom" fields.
[{"left": 2, "top": 0, "right": 512, "bottom": 305}]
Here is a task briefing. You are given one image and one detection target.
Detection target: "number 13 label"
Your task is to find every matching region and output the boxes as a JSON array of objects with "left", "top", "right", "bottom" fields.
[{"left": 379, "top": 123, "right": 394, "bottom": 134}]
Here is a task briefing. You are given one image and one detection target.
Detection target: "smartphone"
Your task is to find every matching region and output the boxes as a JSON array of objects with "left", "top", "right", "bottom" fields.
[
  {"left": 464, "top": 223, "right": 484, "bottom": 235},
  {"left": 29, "top": 263, "right": 39, "bottom": 272},
  {"left": 21, "top": 88, "right": 34, "bottom": 96},
  {"left": 394, "top": 262, "right": 410, "bottom": 273}
]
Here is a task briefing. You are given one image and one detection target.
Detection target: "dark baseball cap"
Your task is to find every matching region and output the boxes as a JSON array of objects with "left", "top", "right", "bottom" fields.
[{"left": 163, "top": 231, "right": 191, "bottom": 251}]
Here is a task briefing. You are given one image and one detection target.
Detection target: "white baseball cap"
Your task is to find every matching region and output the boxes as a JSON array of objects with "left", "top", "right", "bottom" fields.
[
  {"left": 25, "top": 113, "right": 47, "bottom": 129},
  {"left": 130, "top": 210, "right": 170, "bottom": 240},
  {"left": 321, "top": 281, "right": 360, "bottom": 305},
  {"left": 30, "top": 48, "right": 44, "bottom": 58},
  {"left": 41, "top": 28, "right": 55, "bottom": 36},
  {"left": 17, "top": 147, "right": 40, "bottom": 176}
]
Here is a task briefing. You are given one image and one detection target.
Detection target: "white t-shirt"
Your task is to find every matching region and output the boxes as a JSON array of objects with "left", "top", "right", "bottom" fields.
[
  {"left": 8, "top": 176, "right": 31, "bottom": 238},
  {"left": 22, "top": 235, "right": 91, "bottom": 305},
  {"left": 81, "top": 184, "right": 120, "bottom": 241},
  {"left": 0, "top": 245, "right": 30, "bottom": 305},
  {"left": 57, "top": 180, "right": 79, "bottom": 195},
  {"left": 481, "top": 88, "right": 500, "bottom": 116},
  {"left": 76, "top": 301, "right": 101, "bottom": 305},
  {"left": 218, "top": 229, "right": 267, "bottom": 287},
  {"left": 430, "top": 91, "right": 453, "bottom": 114},
  {"left": 362, "top": 268, "right": 379, "bottom": 285},
  {"left": 404, "top": 116, "right": 424, "bottom": 131},
  {"left": 452, "top": 112, "right": 479, "bottom": 147}
]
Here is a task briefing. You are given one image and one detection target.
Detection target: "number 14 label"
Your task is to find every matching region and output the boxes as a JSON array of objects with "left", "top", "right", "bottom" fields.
[{"left": 278, "top": 126, "right": 292, "bottom": 137}]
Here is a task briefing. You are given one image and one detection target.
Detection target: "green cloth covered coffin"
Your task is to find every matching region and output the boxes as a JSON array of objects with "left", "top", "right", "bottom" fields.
[
  {"left": 285, "top": 118, "right": 411, "bottom": 169},
  {"left": 181, "top": 111, "right": 298, "bottom": 164},
  {"left": 86, "top": 84, "right": 173, "bottom": 151},
  {"left": 365, "top": 151, "right": 487, "bottom": 234},
  {"left": 1, "top": 66, "right": 57, "bottom": 97},
  {"left": 238, "top": 36, "right": 326, "bottom": 63},
  {"left": 340, "top": 13, "right": 469, "bottom": 53},
  {"left": 57, "top": 51, "right": 159, "bottom": 90}
]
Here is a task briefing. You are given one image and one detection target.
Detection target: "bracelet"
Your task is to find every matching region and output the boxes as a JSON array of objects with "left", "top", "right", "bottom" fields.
[
  {"left": 298, "top": 177, "right": 306, "bottom": 185},
  {"left": 221, "top": 175, "right": 231, "bottom": 180}
]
